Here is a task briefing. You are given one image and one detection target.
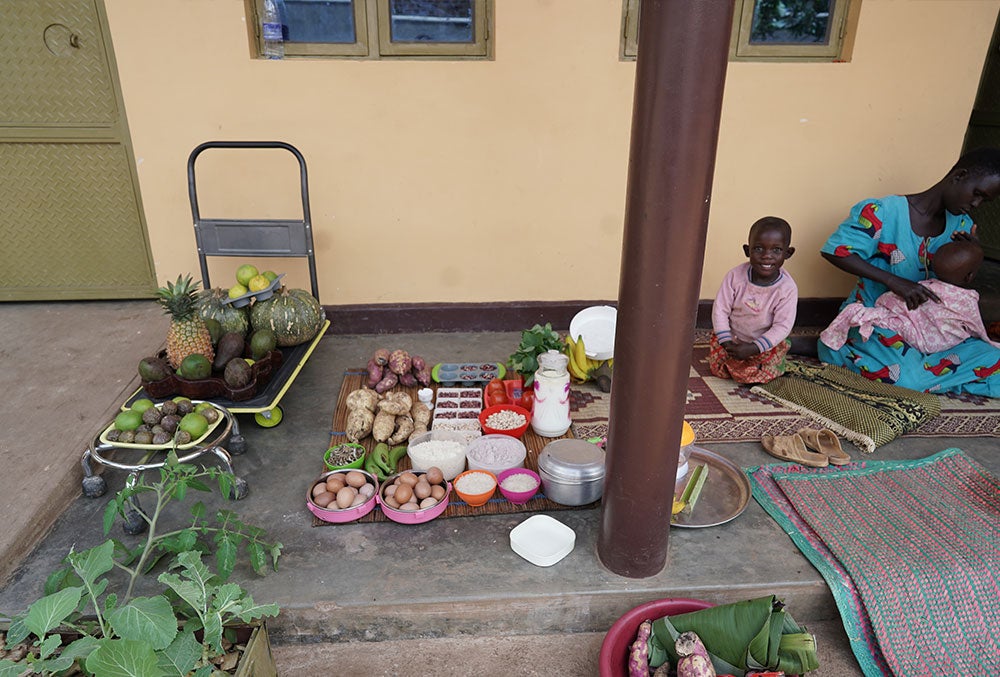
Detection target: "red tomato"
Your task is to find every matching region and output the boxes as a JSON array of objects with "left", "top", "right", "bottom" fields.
[
  {"left": 520, "top": 389, "right": 534, "bottom": 410},
  {"left": 491, "top": 391, "right": 509, "bottom": 405},
  {"left": 486, "top": 380, "right": 505, "bottom": 394}
]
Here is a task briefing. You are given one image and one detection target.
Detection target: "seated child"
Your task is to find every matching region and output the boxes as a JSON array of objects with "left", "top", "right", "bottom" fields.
[
  {"left": 820, "top": 240, "right": 1000, "bottom": 353},
  {"left": 709, "top": 216, "right": 798, "bottom": 384}
]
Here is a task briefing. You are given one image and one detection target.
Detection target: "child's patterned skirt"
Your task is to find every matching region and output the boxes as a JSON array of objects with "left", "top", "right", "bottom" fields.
[{"left": 708, "top": 334, "right": 789, "bottom": 384}]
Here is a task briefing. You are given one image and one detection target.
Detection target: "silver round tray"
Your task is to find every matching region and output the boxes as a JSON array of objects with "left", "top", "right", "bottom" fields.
[{"left": 670, "top": 446, "right": 751, "bottom": 528}]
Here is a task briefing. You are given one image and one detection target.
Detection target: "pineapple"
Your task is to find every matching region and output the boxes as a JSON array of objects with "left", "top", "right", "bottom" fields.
[{"left": 157, "top": 275, "right": 215, "bottom": 369}]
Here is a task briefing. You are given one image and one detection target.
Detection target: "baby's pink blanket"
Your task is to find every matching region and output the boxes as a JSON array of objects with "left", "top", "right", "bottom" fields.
[{"left": 821, "top": 279, "right": 1000, "bottom": 353}]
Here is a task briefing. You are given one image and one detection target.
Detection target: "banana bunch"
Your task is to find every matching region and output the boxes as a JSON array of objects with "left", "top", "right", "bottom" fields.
[{"left": 564, "top": 334, "right": 612, "bottom": 383}]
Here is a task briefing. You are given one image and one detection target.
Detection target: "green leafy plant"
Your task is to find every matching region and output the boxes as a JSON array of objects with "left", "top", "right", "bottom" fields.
[
  {"left": 0, "top": 453, "right": 281, "bottom": 676},
  {"left": 507, "top": 322, "right": 564, "bottom": 385}
]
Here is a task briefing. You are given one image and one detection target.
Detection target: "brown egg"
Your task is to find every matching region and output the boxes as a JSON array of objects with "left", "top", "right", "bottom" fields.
[
  {"left": 326, "top": 476, "right": 346, "bottom": 493},
  {"left": 430, "top": 484, "right": 446, "bottom": 501},
  {"left": 312, "top": 482, "right": 329, "bottom": 498},
  {"left": 420, "top": 497, "right": 438, "bottom": 510},
  {"left": 345, "top": 471, "right": 366, "bottom": 488},
  {"left": 384, "top": 495, "right": 400, "bottom": 509},
  {"left": 384, "top": 484, "right": 397, "bottom": 498},
  {"left": 398, "top": 472, "right": 419, "bottom": 487},
  {"left": 312, "top": 491, "right": 334, "bottom": 508},
  {"left": 399, "top": 501, "right": 419, "bottom": 511},
  {"left": 335, "top": 486, "right": 357, "bottom": 509},
  {"left": 425, "top": 467, "right": 444, "bottom": 485},
  {"left": 413, "top": 480, "right": 432, "bottom": 500},
  {"left": 394, "top": 484, "right": 414, "bottom": 504}
]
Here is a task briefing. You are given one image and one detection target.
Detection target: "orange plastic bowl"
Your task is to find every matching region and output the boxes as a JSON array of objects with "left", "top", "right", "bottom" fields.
[
  {"left": 452, "top": 469, "right": 498, "bottom": 507},
  {"left": 478, "top": 404, "right": 531, "bottom": 439}
]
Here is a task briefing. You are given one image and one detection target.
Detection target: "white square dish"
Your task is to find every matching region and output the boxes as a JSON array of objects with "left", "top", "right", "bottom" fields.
[{"left": 509, "top": 514, "right": 576, "bottom": 567}]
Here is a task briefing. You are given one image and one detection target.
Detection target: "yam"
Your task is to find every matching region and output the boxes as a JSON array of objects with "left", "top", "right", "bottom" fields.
[
  {"left": 345, "top": 388, "right": 380, "bottom": 413},
  {"left": 410, "top": 401, "right": 432, "bottom": 427},
  {"left": 388, "top": 415, "right": 415, "bottom": 445},
  {"left": 372, "top": 410, "right": 396, "bottom": 442},
  {"left": 378, "top": 391, "right": 412, "bottom": 416},
  {"left": 345, "top": 408, "right": 375, "bottom": 442}
]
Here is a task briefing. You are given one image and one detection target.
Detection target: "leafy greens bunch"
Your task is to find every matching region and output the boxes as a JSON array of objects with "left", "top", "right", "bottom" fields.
[{"left": 507, "top": 323, "right": 564, "bottom": 385}]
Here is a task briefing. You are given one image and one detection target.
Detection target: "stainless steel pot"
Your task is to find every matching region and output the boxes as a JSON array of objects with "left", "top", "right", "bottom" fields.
[{"left": 537, "top": 438, "right": 605, "bottom": 506}]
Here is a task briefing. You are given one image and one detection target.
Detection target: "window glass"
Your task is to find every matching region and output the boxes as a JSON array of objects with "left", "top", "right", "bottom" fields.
[
  {"left": 749, "top": 0, "right": 834, "bottom": 46},
  {"left": 388, "top": 0, "right": 474, "bottom": 44},
  {"left": 284, "top": 0, "right": 356, "bottom": 44}
]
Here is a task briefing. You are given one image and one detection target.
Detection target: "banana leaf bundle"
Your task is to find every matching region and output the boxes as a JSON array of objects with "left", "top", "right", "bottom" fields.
[{"left": 646, "top": 595, "right": 819, "bottom": 676}]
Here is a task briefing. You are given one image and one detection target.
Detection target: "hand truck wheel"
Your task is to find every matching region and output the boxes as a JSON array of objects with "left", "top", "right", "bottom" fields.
[{"left": 254, "top": 406, "right": 283, "bottom": 428}]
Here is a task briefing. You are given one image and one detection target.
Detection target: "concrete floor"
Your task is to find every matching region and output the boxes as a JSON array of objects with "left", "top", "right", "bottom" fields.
[{"left": 3, "top": 298, "right": 1000, "bottom": 675}]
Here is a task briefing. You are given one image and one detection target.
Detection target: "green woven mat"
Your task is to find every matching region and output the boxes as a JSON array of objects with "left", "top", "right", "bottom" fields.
[{"left": 752, "top": 360, "right": 941, "bottom": 453}]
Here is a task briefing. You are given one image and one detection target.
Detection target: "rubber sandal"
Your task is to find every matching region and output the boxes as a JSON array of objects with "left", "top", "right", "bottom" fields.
[
  {"left": 761, "top": 433, "right": 829, "bottom": 468},
  {"left": 798, "top": 428, "right": 851, "bottom": 466}
]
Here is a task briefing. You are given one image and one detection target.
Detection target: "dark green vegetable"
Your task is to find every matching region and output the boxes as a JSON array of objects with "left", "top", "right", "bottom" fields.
[
  {"left": 373, "top": 443, "right": 393, "bottom": 475},
  {"left": 364, "top": 448, "right": 387, "bottom": 480},
  {"left": 507, "top": 323, "right": 564, "bottom": 385},
  {"left": 388, "top": 445, "right": 408, "bottom": 473}
]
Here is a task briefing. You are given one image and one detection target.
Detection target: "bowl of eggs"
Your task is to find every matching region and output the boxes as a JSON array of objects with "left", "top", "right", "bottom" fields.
[
  {"left": 307, "top": 469, "right": 379, "bottom": 524},
  {"left": 377, "top": 466, "right": 451, "bottom": 525}
]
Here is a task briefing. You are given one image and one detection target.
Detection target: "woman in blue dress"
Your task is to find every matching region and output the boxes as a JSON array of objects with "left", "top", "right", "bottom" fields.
[{"left": 818, "top": 147, "right": 1000, "bottom": 396}]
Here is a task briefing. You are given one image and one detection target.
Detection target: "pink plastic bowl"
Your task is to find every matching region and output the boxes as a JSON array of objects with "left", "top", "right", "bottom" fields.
[
  {"left": 496, "top": 468, "right": 541, "bottom": 505},
  {"left": 306, "top": 469, "right": 379, "bottom": 524},
  {"left": 376, "top": 471, "right": 452, "bottom": 525},
  {"left": 598, "top": 597, "right": 714, "bottom": 677},
  {"left": 479, "top": 404, "right": 532, "bottom": 438}
]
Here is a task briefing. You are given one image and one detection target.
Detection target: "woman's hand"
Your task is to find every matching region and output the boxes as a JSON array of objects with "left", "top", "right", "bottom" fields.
[{"left": 886, "top": 276, "right": 940, "bottom": 310}]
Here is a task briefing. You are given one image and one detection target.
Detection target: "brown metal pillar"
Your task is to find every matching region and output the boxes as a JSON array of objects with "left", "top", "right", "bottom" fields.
[{"left": 597, "top": 0, "right": 734, "bottom": 578}]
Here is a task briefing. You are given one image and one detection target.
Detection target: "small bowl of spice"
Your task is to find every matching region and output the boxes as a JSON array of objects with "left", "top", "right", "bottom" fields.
[
  {"left": 496, "top": 468, "right": 541, "bottom": 505},
  {"left": 479, "top": 404, "right": 531, "bottom": 439},
  {"left": 452, "top": 469, "right": 498, "bottom": 507},
  {"left": 323, "top": 442, "right": 366, "bottom": 471}
]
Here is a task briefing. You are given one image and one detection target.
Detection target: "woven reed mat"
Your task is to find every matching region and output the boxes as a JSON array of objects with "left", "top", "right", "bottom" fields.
[
  {"left": 748, "top": 449, "right": 1000, "bottom": 677},
  {"left": 314, "top": 370, "right": 598, "bottom": 525},
  {"left": 574, "top": 330, "right": 1000, "bottom": 450}
]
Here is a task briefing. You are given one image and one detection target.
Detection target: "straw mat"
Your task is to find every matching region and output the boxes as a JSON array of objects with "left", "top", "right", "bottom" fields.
[
  {"left": 314, "top": 370, "right": 597, "bottom": 525},
  {"left": 572, "top": 331, "right": 1000, "bottom": 450},
  {"left": 749, "top": 449, "right": 1000, "bottom": 677}
]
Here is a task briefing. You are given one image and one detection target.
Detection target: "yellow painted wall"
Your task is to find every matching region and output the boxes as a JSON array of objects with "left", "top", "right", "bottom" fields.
[{"left": 104, "top": 0, "right": 999, "bottom": 305}]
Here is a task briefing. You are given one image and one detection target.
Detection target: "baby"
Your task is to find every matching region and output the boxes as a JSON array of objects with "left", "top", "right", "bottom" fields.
[
  {"left": 820, "top": 240, "right": 1000, "bottom": 353},
  {"left": 710, "top": 216, "right": 798, "bottom": 384}
]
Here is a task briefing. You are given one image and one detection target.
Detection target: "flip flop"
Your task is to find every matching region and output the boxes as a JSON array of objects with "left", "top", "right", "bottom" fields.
[
  {"left": 798, "top": 428, "right": 851, "bottom": 466},
  {"left": 761, "top": 433, "right": 829, "bottom": 468}
]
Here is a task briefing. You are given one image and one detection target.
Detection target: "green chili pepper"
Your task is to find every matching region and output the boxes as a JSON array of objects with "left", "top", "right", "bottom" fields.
[
  {"left": 373, "top": 443, "right": 393, "bottom": 475},
  {"left": 364, "top": 448, "right": 386, "bottom": 480},
  {"left": 388, "top": 445, "right": 408, "bottom": 473}
]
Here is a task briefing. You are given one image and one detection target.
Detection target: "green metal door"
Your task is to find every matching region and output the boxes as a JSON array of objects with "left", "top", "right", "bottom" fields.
[
  {"left": 965, "top": 9, "right": 1000, "bottom": 261},
  {"left": 0, "top": 0, "right": 156, "bottom": 300}
]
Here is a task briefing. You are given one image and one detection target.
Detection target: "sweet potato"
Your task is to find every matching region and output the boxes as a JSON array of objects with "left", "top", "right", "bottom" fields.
[
  {"left": 373, "top": 348, "right": 391, "bottom": 366},
  {"left": 372, "top": 410, "right": 396, "bottom": 442},
  {"left": 414, "top": 366, "right": 432, "bottom": 387},
  {"left": 399, "top": 372, "right": 418, "bottom": 387},
  {"left": 411, "top": 355, "right": 426, "bottom": 371},
  {"left": 374, "top": 372, "right": 398, "bottom": 394},
  {"left": 676, "top": 654, "right": 715, "bottom": 677},
  {"left": 388, "top": 349, "right": 412, "bottom": 375},
  {"left": 628, "top": 620, "right": 652, "bottom": 677},
  {"left": 367, "top": 359, "right": 383, "bottom": 388}
]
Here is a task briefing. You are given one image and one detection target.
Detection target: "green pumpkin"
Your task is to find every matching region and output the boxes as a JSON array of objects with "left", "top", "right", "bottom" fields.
[
  {"left": 250, "top": 287, "right": 325, "bottom": 347},
  {"left": 195, "top": 288, "right": 249, "bottom": 338}
]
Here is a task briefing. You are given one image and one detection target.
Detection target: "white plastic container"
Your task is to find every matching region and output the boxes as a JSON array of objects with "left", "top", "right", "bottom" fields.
[
  {"left": 510, "top": 515, "right": 576, "bottom": 567},
  {"left": 465, "top": 434, "right": 527, "bottom": 474},
  {"left": 407, "top": 429, "right": 469, "bottom": 481}
]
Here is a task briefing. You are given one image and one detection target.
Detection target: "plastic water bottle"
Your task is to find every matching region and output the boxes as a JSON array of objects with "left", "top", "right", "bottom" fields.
[{"left": 261, "top": 0, "right": 284, "bottom": 60}]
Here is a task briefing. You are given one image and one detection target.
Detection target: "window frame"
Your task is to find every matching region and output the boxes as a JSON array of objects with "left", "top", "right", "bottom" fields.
[
  {"left": 620, "top": 0, "right": 856, "bottom": 63},
  {"left": 248, "top": 0, "right": 492, "bottom": 60}
]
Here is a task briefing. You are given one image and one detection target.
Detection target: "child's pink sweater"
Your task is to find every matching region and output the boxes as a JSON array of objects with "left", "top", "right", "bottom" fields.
[{"left": 712, "top": 263, "right": 798, "bottom": 354}]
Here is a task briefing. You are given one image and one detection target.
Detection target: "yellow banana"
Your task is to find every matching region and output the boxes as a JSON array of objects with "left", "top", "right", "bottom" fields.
[
  {"left": 574, "top": 335, "right": 592, "bottom": 374},
  {"left": 565, "top": 336, "right": 589, "bottom": 381}
]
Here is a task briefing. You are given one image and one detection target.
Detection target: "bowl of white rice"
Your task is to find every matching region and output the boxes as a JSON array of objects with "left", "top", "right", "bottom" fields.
[{"left": 407, "top": 429, "right": 469, "bottom": 481}]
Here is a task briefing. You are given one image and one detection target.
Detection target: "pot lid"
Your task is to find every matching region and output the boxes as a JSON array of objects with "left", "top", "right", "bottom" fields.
[{"left": 537, "top": 439, "right": 605, "bottom": 481}]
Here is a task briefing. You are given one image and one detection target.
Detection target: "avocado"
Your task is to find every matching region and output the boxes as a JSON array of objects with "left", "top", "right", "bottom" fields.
[
  {"left": 224, "top": 357, "right": 253, "bottom": 388},
  {"left": 204, "top": 318, "right": 224, "bottom": 345},
  {"left": 213, "top": 331, "right": 246, "bottom": 370},
  {"left": 138, "top": 356, "right": 170, "bottom": 382},
  {"left": 179, "top": 354, "right": 212, "bottom": 380},
  {"left": 250, "top": 329, "right": 277, "bottom": 360}
]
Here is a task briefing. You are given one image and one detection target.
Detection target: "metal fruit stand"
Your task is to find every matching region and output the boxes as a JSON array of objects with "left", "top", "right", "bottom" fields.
[{"left": 81, "top": 142, "right": 327, "bottom": 529}]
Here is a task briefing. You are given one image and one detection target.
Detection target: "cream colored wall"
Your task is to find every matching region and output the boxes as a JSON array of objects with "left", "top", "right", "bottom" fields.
[{"left": 104, "top": 0, "right": 999, "bottom": 305}]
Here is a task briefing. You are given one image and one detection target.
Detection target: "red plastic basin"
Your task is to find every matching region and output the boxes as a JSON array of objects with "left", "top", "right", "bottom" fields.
[{"left": 598, "top": 597, "right": 714, "bottom": 677}]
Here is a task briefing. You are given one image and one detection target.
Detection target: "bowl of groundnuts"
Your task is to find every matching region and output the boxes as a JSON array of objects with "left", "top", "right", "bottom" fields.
[{"left": 478, "top": 404, "right": 531, "bottom": 439}]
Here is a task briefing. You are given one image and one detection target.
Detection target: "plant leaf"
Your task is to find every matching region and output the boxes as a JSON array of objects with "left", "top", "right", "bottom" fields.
[
  {"left": 37, "top": 633, "right": 64, "bottom": 660},
  {"left": 60, "top": 635, "right": 103, "bottom": 664},
  {"left": 67, "top": 541, "right": 115, "bottom": 587},
  {"left": 103, "top": 499, "right": 120, "bottom": 535},
  {"left": 107, "top": 595, "right": 178, "bottom": 651},
  {"left": 269, "top": 543, "right": 283, "bottom": 571},
  {"left": 0, "top": 661, "right": 29, "bottom": 677},
  {"left": 3, "top": 615, "right": 30, "bottom": 647},
  {"left": 24, "top": 586, "right": 83, "bottom": 639},
  {"left": 215, "top": 535, "right": 237, "bottom": 581},
  {"left": 189, "top": 501, "right": 206, "bottom": 521},
  {"left": 246, "top": 541, "right": 265, "bottom": 577},
  {"left": 85, "top": 638, "right": 163, "bottom": 677},
  {"left": 156, "top": 628, "right": 201, "bottom": 677}
]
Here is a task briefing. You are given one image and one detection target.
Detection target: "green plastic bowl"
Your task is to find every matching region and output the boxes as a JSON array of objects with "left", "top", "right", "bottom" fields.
[{"left": 324, "top": 443, "right": 366, "bottom": 471}]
